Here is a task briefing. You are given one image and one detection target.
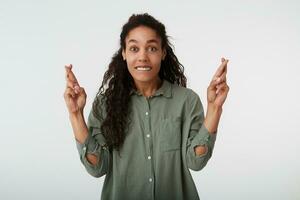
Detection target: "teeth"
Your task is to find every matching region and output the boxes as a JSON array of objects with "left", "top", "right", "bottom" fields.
[{"left": 136, "top": 66, "right": 151, "bottom": 71}]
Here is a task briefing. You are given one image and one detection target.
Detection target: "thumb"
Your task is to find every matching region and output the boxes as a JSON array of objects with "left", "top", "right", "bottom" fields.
[{"left": 78, "top": 86, "right": 86, "bottom": 95}]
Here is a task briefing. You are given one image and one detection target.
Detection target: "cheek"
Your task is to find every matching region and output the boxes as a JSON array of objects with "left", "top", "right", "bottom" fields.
[
  {"left": 151, "top": 53, "right": 163, "bottom": 63},
  {"left": 126, "top": 57, "right": 136, "bottom": 68},
  {"left": 152, "top": 58, "right": 162, "bottom": 70}
]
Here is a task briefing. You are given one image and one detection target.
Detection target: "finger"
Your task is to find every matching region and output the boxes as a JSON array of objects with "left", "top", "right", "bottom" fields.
[
  {"left": 65, "top": 73, "right": 79, "bottom": 88},
  {"left": 66, "top": 80, "right": 79, "bottom": 92},
  {"left": 66, "top": 82, "right": 80, "bottom": 94},
  {"left": 214, "top": 82, "right": 227, "bottom": 94},
  {"left": 65, "top": 63, "right": 72, "bottom": 71},
  {"left": 213, "top": 65, "right": 228, "bottom": 86},
  {"left": 64, "top": 87, "right": 76, "bottom": 99},
  {"left": 65, "top": 68, "right": 78, "bottom": 83},
  {"left": 217, "top": 87, "right": 229, "bottom": 96},
  {"left": 213, "top": 58, "right": 229, "bottom": 79},
  {"left": 77, "top": 86, "right": 86, "bottom": 96},
  {"left": 209, "top": 75, "right": 226, "bottom": 89},
  {"left": 66, "top": 80, "right": 73, "bottom": 89},
  {"left": 74, "top": 85, "right": 80, "bottom": 94},
  {"left": 217, "top": 72, "right": 227, "bottom": 84},
  {"left": 65, "top": 64, "right": 80, "bottom": 85},
  {"left": 216, "top": 83, "right": 229, "bottom": 94},
  {"left": 216, "top": 82, "right": 227, "bottom": 89},
  {"left": 65, "top": 64, "right": 73, "bottom": 80},
  {"left": 65, "top": 64, "right": 72, "bottom": 79}
]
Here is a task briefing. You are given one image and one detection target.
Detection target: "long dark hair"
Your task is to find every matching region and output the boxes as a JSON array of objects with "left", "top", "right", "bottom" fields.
[{"left": 93, "top": 13, "right": 187, "bottom": 152}]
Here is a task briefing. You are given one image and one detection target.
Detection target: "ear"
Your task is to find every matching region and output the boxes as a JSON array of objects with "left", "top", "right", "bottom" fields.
[
  {"left": 162, "top": 48, "right": 166, "bottom": 60},
  {"left": 122, "top": 49, "right": 126, "bottom": 61}
]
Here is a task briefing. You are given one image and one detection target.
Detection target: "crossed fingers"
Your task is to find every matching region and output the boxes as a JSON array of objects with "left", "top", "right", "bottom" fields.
[
  {"left": 214, "top": 58, "right": 227, "bottom": 80},
  {"left": 210, "top": 58, "right": 229, "bottom": 93},
  {"left": 65, "top": 64, "right": 80, "bottom": 94}
]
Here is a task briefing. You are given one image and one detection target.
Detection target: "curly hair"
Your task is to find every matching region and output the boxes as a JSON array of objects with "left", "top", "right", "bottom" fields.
[{"left": 92, "top": 13, "right": 187, "bottom": 152}]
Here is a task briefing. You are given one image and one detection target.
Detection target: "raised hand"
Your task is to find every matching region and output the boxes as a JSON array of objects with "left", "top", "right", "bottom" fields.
[
  {"left": 63, "top": 64, "right": 87, "bottom": 114},
  {"left": 207, "top": 58, "right": 230, "bottom": 108}
]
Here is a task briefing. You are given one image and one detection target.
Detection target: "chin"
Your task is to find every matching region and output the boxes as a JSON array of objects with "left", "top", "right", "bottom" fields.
[{"left": 132, "top": 75, "right": 157, "bottom": 83}]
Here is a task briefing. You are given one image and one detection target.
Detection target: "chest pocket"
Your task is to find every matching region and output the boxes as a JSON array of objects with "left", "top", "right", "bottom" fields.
[{"left": 159, "top": 117, "right": 182, "bottom": 152}]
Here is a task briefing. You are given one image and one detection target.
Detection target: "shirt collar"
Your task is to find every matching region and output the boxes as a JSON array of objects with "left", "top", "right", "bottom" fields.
[{"left": 129, "top": 79, "right": 172, "bottom": 98}]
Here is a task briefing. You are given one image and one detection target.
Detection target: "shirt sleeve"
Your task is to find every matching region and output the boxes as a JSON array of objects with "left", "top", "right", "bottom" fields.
[
  {"left": 75, "top": 99, "right": 110, "bottom": 178},
  {"left": 185, "top": 90, "right": 217, "bottom": 171}
]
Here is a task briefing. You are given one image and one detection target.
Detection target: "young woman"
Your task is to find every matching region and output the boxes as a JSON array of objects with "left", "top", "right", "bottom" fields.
[{"left": 64, "top": 13, "right": 229, "bottom": 200}]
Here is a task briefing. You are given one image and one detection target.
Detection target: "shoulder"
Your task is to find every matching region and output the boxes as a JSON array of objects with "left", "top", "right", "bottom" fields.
[
  {"left": 88, "top": 93, "right": 107, "bottom": 125},
  {"left": 171, "top": 82, "right": 201, "bottom": 104},
  {"left": 170, "top": 82, "right": 205, "bottom": 117}
]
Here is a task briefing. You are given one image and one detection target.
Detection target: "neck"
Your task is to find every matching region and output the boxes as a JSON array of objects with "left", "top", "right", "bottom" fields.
[{"left": 134, "top": 77, "right": 163, "bottom": 97}]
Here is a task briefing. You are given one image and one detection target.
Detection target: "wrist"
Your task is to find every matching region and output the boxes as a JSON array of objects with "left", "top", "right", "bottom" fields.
[
  {"left": 207, "top": 103, "right": 223, "bottom": 114},
  {"left": 69, "top": 111, "right": 84, "bottom": 121},
  {"left": 204, "top": 104, "right": 223, "bottom": 133}
]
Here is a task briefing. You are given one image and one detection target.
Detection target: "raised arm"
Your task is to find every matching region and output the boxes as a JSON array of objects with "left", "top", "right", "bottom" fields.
[{"left": 63, "top": 64, "right": 109, "bottom": 177}]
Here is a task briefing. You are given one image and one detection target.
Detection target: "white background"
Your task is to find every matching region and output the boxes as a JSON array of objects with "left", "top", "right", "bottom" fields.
[{"left": 1, "top": 0, "right": 299, "bottom": 199}]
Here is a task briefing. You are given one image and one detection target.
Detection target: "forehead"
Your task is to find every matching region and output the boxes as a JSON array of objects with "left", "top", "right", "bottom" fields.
[{"left": 125, "top": 26, "right": 161, "bottom": 45}]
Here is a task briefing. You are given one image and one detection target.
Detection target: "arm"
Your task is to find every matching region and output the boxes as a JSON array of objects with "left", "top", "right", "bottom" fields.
[
  {"left": 186, "top": 92, "right": 217, "bottom": 171},
  {"left": 194, "top": 104, "right": 222, "bottom": 156},
  {"left": 64, "top": 64, "right": 110, "bottom": 177},
  {"left": 194, "top": 58, "right": 230, "bottom": 156},
  {"left": 70, "top": 109, "right": 110, "bottom": 178},
  {"left": 69, "top": 112, "right": 98, "bottom": 166}
]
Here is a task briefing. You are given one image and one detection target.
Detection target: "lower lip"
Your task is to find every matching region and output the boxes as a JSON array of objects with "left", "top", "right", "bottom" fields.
[{"left": 136, "top": 69, "right": 152, "bottom": 72}]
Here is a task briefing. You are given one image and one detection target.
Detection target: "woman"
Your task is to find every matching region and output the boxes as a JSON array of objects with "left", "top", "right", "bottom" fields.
[{"left": 64, "top": 13, "right": 229, "bottom": 200}]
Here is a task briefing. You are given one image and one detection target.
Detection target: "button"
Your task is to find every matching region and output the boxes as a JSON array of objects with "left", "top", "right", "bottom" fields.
[
  {"left": 83, "top": 146, "right": 87, "bottom": 151},
  {"left": 149, "top": 178, "right": 153, "bottom": 182},
  {"left": 148, "top": 156, "right": 151, "bottom": 160},
  {"left": 145, "top": 112, "right": 149, "bottom": 115},
  {"left": 146, "top": 134, "right": 150, "bottom": 138}
]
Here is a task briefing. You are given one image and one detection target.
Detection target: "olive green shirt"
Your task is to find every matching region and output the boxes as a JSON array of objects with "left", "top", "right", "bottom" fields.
[{"left": 75, "top": 79, "right": 217, "bottom": 200}]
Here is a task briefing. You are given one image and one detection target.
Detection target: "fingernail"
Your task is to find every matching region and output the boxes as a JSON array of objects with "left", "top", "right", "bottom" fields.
[
  {"left": 65, "top": 64, "right": 72, "bottom": 69},
  {"left": 217, "top": 77, "right": 221, "bottom": 82}
]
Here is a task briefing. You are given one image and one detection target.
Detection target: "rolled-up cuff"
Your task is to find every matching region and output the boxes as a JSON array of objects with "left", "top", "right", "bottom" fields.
[
  {"left": 75, "top": 133, "right": 99, "bottom": 155},
  {"left": 190, "top": 125, "right": 217, "bottom": 157}
]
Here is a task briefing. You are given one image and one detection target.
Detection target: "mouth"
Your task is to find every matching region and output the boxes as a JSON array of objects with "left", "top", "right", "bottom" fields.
[{"left": 134, "top": 66, "right": 152, "bottom": 71}]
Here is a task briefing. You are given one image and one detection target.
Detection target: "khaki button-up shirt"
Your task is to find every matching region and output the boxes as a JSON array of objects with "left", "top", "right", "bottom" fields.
[{"left": 76, "top": 79, "right": 217, "bottom": 200}]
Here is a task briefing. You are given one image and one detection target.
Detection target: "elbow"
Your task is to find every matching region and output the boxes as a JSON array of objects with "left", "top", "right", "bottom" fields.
[
  {"left": 86, "top": 169, "right": 105, "bottom": 178},
  {"left": 187, "top": 158, "right": 209, "bottom": 171},
  {"left": 194, "top": 145, "right": 208, "bottom": 156},
  {"left": 82, "top": 154, "right": 107, "bottom": 178},
  {"left": 86, "top": 154, "right": 99, "bottom": 166},
  {"left": 186, "top": 146, "right": 212, "bottom": 171},
  {"left": 84, "top": 161, "right": 107, "bottom": 178}
]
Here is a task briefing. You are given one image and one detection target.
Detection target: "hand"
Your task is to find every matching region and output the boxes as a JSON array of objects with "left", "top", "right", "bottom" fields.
[
  {"left": 63, "top": 64, "right": 87, "bottom": 114},
  {"left": 207, "top": 57, "right": 230, "bottom": 108}
]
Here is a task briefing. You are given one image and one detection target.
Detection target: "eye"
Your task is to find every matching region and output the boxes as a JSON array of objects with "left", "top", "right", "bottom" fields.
[
  {"left": 129, "top": 46, "right": 138, "bottom": 52},
  {"left": 148, "top": 46, "right": 158, "bottom": 52}
]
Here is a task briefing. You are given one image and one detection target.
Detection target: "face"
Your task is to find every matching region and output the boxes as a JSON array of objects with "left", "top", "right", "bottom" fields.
[{"left": 122, "top": 26, "right": 166, "bottom": 85}]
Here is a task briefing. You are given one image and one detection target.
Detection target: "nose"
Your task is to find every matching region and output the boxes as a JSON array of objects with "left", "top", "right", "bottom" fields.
[{"left": 138, "top": 49, "right": 148, "bottom": 62}]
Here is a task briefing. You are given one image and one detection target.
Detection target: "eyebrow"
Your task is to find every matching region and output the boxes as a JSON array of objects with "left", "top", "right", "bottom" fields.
[{"left": 128, "top": 39, "right": 159, "bottom": 44}]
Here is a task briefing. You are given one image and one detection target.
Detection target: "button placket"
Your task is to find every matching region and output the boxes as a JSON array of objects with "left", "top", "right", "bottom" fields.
[{"left": 144, "top": 97, "right": 154, "bottom": 186}]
